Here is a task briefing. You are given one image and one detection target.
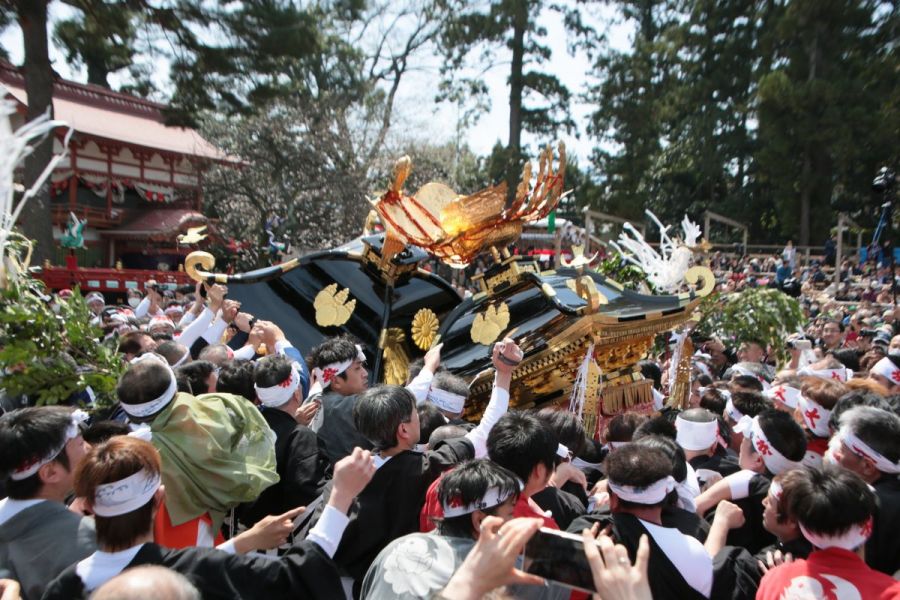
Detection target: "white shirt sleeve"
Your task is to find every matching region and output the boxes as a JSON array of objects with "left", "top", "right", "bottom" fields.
[
  {"left": 232, "top": 344, "right": 257, "bottom": 361},
  {"left": 177, "top": 310, "right": 196, "bottom": 329},
  {"left": 175, "top": 307, "right": 214, "bottom": 348},
  {"left": 202, "top": 312, "right": 229, "bottom": 345},
  {"left": 306, "top": 505, "right": 350, "bottom": 559},
  {"left": 725, "top": 469, "right": 758, "bottom": 500},
  {"left": 216, "top": 539, "right": 237, "bottom": 554},
  {"left": 405, "top": 367, "right": 434, "bottom": 405},
  {"left": 465, "top": 376, "right": 510, "bottom": 458},
  {"left": 134, "top": 297, "right": 151, "bottom": 319}
]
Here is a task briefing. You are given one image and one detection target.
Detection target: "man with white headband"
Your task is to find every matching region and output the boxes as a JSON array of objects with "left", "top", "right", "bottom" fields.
[
  {"left": 757, "top": 466, "right": 900, "bottom": 600},
  {"left": 238, "top": 355, "right": 328, "bottom": 531},
  {"left": 0, "top": 407, "right": 93, "bottom": 600},
  {"left": 116, "top": 353, "right": 278, "bottom": 550},
  {"left": 316, "top": 338, "right": 521, "bottom": 596},
  {"left": 867, "top": 355, "right": 900, "bottom": 393},
  {"left": 306, "top": 336, "right": 374, "bottom": 466},
  {"left": 43, "top": 437, "right": 377, "bottom": 599},
  {"left": 694, "top": 409, "right": 806, "bottom": 555},
  {"left": 796, "top": 377, "right": 843, "bottom": 467},
  {"left": 596, "top": 444, "right": 713, "bottom": 599},
  {"left": 721, "top": 390, "right": 771, "bottom": 453},
  {"left": 676, "top": 408, "right": 740, "bottom": 488},
  {"left": 361, "top": 459, "right": 520, "bottom": 599},
  {"left": 427, "top": 371, "right": 470, "bottom": 423},
  {"left": 831, "top": 406, "right": 900, "bottom": 576}
]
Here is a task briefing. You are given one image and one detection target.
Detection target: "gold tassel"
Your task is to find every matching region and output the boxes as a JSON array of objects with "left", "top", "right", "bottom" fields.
[{"left": 668, "top": 338, "right": 694, "bottom": 410}]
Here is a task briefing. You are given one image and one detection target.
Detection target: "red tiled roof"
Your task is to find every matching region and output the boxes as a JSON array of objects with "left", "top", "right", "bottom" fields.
[{"left": 0, "top": 61, "right": 223, "bottom": 160}]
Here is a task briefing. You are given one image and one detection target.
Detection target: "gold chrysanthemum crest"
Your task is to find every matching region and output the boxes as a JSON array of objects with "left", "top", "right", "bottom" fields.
[{"left": 411, "top": 308, "right": 440, "bottom": 350}]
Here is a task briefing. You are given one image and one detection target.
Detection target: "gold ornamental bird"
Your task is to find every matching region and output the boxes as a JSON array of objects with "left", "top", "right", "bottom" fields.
[{"left": 177, "top": 225, "right": 208, "bottom": 245}]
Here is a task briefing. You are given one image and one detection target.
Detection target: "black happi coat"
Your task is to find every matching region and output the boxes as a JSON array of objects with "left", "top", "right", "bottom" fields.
[
  {"left": 568, "top": 512, "right": 707, "bottom": 600},
  {"left": 41, "top": 540, "right": 342, "bottom": 600},
  {"left": 316, "top": 391, "right": 373, "bottom": 467},
  {"left": 239, "top": 407, "right": 328, "bottom": 527},
  {"left": 710, "top": 536, "right": 813, "bottom": 600},
  {"left": 313, "top": 437, "right": 474, "bottom": 596},
  {"left": 690, "top": 448, "right": 741, "bottom": 480},
  {"left": 531, "top": 486, "right": 586, "bottom": 530},
  {"left": 707, "top": 471, "right": 774, "bottom": 555},
  {"left": 866, "top": 475, "right": 900, "bottom": 575}
]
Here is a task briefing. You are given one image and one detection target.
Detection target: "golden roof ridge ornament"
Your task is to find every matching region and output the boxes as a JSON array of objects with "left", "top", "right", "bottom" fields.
[{"left": 371, "top": 142, "right": 568, "bottom": 268}]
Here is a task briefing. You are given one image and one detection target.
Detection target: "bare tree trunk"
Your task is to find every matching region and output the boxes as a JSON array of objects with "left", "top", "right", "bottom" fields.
[
  {"left": 505, "top": 0, "right": 526, "bottom": 205},
  {"left": 17, "top": 0, "right": 56, "bottom": 264},
  {"left": 798, "top": 23, "right": 821, "bottom": 247}
]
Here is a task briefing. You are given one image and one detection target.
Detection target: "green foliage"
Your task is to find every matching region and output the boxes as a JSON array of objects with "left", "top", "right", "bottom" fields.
[
  {"left": 0, "top": 258, "right": 123, "bottom": 408},
  {"left": 695, "top": 287, "right": 805, "bottom": 364},
  {"left": 587, "top": 0, "right": 899, "bottom": 245},
  {"left": 437, "top": 0, "right": 584, "bottom": 196},
  {"left": 53, "top": 1, "right": 145, "bottom": 89},
  {"left": 595, "top": 256, "right": 652, "bottom": 292}
]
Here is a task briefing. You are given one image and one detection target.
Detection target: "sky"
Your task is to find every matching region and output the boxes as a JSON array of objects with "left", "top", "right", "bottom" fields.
[{"left": 0, "top": 3, "right": 634, "bottom": 165}]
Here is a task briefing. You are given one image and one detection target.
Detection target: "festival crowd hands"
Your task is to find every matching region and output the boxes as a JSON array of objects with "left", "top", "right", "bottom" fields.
[{"left": 438, "top": 516, "right": 654, "bottom": 600}]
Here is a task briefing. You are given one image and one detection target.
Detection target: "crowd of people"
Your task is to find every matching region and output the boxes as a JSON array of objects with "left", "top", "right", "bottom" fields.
[{"left": 1, "top": 247, "right": 900, "bottom": 600}]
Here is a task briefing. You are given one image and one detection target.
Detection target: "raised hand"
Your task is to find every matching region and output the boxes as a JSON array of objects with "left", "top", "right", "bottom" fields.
[
  {"left": 582, "top": 530, "right": 653, "bottom": 600},
  {"left": 329, "top": 447, "right": 376, "bottom": 513}
]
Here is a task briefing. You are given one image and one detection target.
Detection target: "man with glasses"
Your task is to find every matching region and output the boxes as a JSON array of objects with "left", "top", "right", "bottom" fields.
[{"left": 0, "top": 407, "right": 94, "bottom": 600}]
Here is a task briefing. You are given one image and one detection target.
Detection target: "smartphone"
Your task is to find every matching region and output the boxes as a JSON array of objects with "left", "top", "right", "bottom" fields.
[{"left": 523, "top": 528, "right": 598, "bottom": 593}]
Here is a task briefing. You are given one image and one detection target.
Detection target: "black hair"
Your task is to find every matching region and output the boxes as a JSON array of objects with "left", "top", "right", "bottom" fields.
[
  {"left": 839, "top": 406, "right": 900, "bottom": 467},
  {"left": 116, "top": 331, "right": 152, "bottom": 356},
  {"left": 487, "top": 412, "right": 557, "bottom": 483},
  {"left": 175, "top": 360, "right": 216, "bottom": 396},
  {"left": 786, "top": 466, "right": 875, "bottom": 538},
  {"left": 731, "top": 391, "right": 771, "bottom": 419},
  {"left": 429, "top": 424, "right": 469, "bottom": 448},
  {"left": 731, "top": 375, "right": 764, "bottom": 392},
  {"left": 197, "top": 343, "right": 233, "bottom": 367},
  {"left": 436, "top": 459, "right": 520, "bottom": 538},
  {"left": 577, "top": 438, "right": 606, "bottom": 463},
  {"left": 822, "top": 319, "right": 845, "bottom": 333},
  {"left": 605, "top": 413, "right": 648, "bottom": 443},
  {"left": 82, "top": 420, "right": 130, "bottom": 445},
  {"left": 254, "top": 355, "right": 293, "bottom": 389},
  {"left": 755, "top": 409, "right": 807, "bottom": 464},
  {"left": 829, "top": 348, "right": 861, "bottom": 372},
  {"left": 535, "top": 407, "right": 586, "bottom": 457},
  {"left": 0, "top": 407, "right": 77, "bottom": 499},
  {"left": 406, "top": 357, "right": 425, "bottom": 383},
  {"left": 699, "top": 388, "right": 728, "bottom": 415},
  {"left": 638, "top": 360, "right": 662, "bottom": 390},
  {"left": 307, "top": 336, "right": 361, "bottom": 385},
  {"left": 634, "top": 435, "right": 687, "bottom": 483},
  {"left": 217, "top": 360, "right": 257, "bottom": 402},
  {"left": 418, "top": 402, "right": 448, "bottom": 445},
  {"left": 828, "top": 391, "right": 893, "bottom": 431},
  {"left": 155, "top": 341, "right": 190, "bottom": 367},
  {"left": 695, "top": 373, "right": 713, "bottom": 387},
  {"left": 353, "top": 385, "right": 415, "bottom": 450},
  {"left": 431, "top": 371, "right": 469, "bottom": 399},
  {"left": 116, "top": 359, "right": 172, "bottom": 421},
  {"left": 150, "top": 332, "right": 174, "bottom": 343},
  {"left": 633, "top": 415, "right": 677, "bottom": 441},
  {"left": 606, "top": 444, "right": 672, "bottom": 510}
]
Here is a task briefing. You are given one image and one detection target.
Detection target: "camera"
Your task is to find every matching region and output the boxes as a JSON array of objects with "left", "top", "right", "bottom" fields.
[{"left": 786, "top": 338, "right": 812, "bottom": 351}]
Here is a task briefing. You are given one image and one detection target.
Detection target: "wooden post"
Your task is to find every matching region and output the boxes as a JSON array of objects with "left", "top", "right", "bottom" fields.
[{"left": 835, "top": 214, "right": 844, "bottom": 284}]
